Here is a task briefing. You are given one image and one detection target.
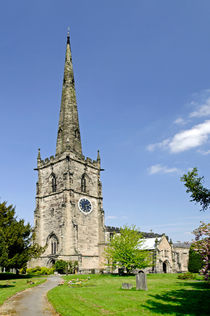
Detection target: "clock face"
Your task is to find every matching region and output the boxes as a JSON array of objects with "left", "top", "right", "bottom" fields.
[{"left": 78, "top": 198, "right": 92, "bottom": 214}]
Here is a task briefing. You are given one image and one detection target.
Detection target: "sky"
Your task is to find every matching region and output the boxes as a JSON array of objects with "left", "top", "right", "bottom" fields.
[{"left": 0, "top": 0, "right": 210, "bottom": 243}]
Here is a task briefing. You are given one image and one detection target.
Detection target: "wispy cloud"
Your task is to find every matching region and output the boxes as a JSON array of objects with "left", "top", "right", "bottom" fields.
[
  {"left": 107, "top": 215, "right": 117, "bottom": 220},
  {"left": 147, "top": 120, "right": 210, "bottom": 153},
  {"left": 197, "top": 149, "right": 210, "bottom": 155},
  {"left": 147, "top": 139, "right": 169, "bottom": 152},
  {"left": 148, "top": 164, "right": 181, "bottom": 175},
  {"left": 190, "top": 96, "right": 210, "bottom": 118},
  {"left": 169, "top": 120, "right": 210, "bottom": 153},
  {"left": 174, "top": 117, "right": 186, "bottom": 125}
]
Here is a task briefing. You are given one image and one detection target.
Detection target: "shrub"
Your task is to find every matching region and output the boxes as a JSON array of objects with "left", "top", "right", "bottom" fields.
[
  {"left": 54, "top": 260, "right": 68, "bottom": 274},
  {"left": 26, "top": 266, "right": 54, "bottom": 275},
  {"left": 54, "top": 260, "right": 78, "bottom": 274},
  {"left": 188, "top": 246, "right": 203, "bottom": 273},
  {"left": 178, "top": 272, "right": 197, "bottom": 280}
]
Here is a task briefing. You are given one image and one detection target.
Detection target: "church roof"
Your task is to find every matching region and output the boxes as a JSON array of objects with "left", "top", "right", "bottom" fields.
[
  {"left": 139, "top": 237, "right": 162, "bottom": 250},
  {"left": 173, "top": 242, "right": 191, "bottom": 249},
  {"left": 105, "top": 226, "right": 162, "bottom": 238}
]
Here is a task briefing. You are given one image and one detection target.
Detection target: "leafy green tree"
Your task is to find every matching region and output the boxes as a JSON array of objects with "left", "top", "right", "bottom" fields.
[
  {"left": 181, "top": 167, "right": 210, "bottom": 211},
  {"left": 181, "top": 169, "right": 210, "bottom": 280},
  {"left": 105, "top": 225, "right": 151, "bottom": 274},
  {"left": 188, "top": 246, "right": 203, "bottom": 273},
  {"left": 0, "top": 202, "right": 43, "bottom": 272}
]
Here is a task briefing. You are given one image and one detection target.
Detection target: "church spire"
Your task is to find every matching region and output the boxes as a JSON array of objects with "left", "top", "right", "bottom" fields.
[{"left": 56, "top": 31, "right": 82, "bottom": 156}]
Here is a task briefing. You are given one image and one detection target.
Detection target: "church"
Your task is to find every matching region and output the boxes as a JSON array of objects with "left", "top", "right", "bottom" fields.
[{"left": 30, "top": 32, "right": 190, "bottom": 273}]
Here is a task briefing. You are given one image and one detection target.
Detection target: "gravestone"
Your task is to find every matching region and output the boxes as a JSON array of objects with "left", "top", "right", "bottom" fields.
[
  {"left": 136, "top": 270, "right": 148, "bottom": 291},
  {"left": 122, "top": 283, "right": 133, "bottom": 290}
]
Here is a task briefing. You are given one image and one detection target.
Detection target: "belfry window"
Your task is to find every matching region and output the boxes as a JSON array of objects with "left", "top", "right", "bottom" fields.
[
  {"left": 52, "top": 175, "right": 57, "bottom": 192},
  {"left": 51, "top": 241, "right": 57, "bottom": 254},
  {"left": 81, "top": 174, "right": 86, "bottom": 193}
]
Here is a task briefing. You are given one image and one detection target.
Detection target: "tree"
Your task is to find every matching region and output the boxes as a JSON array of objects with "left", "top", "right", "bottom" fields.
[
  {"left": 105, "top": 225, "right": 151, "bottom": 274},
  {"left": 188, "top": 245, "right": 203, "bottom": 273},
  {"left": 192, "top": 222, "right": 210, "bottom": 280},
  {"left": 181, "top": 167, "right": 210, "bottom": 211},
  {"left": 0, "top": 202, "right": 43, "bottom": 272},
  {"left": 181, "top": 169, "right": 210, "bottom": 280}
]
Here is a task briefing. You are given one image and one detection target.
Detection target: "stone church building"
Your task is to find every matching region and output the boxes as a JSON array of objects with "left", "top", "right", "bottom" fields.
[{"left": 30, "top": 33, "right": 190, "bottom": 273}]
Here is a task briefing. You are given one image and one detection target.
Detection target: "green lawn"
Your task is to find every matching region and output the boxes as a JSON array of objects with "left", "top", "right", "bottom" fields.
[
  {"left": 0, "top": 274, "right": 46, "bottom": 306},
  {"left": 48, "top": 274, "right": 210, "bottom": 316}
]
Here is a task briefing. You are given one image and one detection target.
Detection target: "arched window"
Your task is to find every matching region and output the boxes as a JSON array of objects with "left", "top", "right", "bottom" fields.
[
  {"left": 52, "top": 174, "right": 57, "bottom": 192},
  {"left": 81, "top": 174, "right": 86, "bottom": 193},
  {"left": 49, "top": 235, "right": 58, "bottom": 255},
  {"left": 51, "top": 241, "right": 57, "bottom": 254}
]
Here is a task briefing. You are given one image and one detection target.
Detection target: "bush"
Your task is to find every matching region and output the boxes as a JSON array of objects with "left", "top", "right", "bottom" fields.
[
  {"left": 26, "top": 266, "right": 54, "bottom": 275},
  {"left": 54, "top": 260, "right": 79, "bottom": 274},
  {"left": 178, "top": 272, "right": 197, "bottom": 280},
  {"left": 54, "top": 260, "right": 68, "bottom": 274},
  {"left": 188, "top": 247, "right": 203, "bottom": 273}
]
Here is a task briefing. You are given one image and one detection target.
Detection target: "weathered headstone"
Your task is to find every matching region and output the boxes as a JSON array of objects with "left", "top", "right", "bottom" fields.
[
  {"left": 136, "top": 270, "right": 148, "bottom": 290},
  {"left": 122, "top": 283, "right": 133, "bottom": 290}
]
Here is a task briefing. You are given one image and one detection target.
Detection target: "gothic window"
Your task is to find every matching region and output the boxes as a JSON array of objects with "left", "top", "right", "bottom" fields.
[
  {"left": 52, "top": 174, "right": 57, "bottom": 192},
  {"left": 81, "top": 174, "right": 86, "bottom": 193},
  {"left": 48, "top": 234, "right": 58, "bottom": 255},
  {"left": 36, "top": 182, "right": 39, "bottom": 195}
]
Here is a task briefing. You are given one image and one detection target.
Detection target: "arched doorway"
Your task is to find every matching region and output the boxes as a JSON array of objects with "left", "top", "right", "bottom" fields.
[{"left": 163, "top": 261, "right": 167, "bottom": 273}]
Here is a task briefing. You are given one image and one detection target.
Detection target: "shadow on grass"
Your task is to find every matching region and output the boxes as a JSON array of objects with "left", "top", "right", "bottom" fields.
[
  {"left": 0, "top": 284, "right": 15, "bottom": 288},
  {"left": 0, "top": 273, "right": 35, "bottom": 280},
  {"left": 143, "top": 281, "right": 210, "bottom": 315}
]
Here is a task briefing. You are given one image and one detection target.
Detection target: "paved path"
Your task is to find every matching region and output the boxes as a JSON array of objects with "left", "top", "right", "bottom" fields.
[{"left": 0, "top": 276, "right": 62, "bottom": 316}]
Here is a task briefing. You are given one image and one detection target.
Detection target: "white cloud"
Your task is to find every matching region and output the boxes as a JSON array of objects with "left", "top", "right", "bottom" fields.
[
  {"left": 107, "top": 215, "right": 117, "bottom": 220},
  {"left": 147, "top": 139, "right": 169, "bottom": 152},
  {"left": 174, "top": 117, "right": 186, "bottom": 125},
  {"left": 148, "top": 164, "right": 181, "bottom": 175},
  {"left": 148, "top": 120, "right": 210, "bottom": 154},
  {"left": 197, "top": 149, "right": 210, "bottom": 155},
  {"left": 169, "top": 120, "right": 210, "bottom": 153},
  {"left": 190, "top": 97, "right": 210, "bottom": 118}
]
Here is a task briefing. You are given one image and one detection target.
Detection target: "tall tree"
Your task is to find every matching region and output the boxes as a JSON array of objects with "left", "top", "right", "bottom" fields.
[
  {"left": 181, "top": 167, "right": 210, "bottom": 211},
  {"left": 105, "top": 225, "right": 151, "bottom": 274},
  {"left": 0, "top": 202, "right": 43, "bottom": 272},
  {"left": 181, "top": 169, "right": 210, "bottom": 280}
]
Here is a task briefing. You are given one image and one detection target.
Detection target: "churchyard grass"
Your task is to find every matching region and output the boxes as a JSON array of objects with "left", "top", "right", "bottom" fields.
[
  {"left": 48, "top": 273, "right": 210, "bottom": 315},
  {"left": 0, "top": 274, "right": 46, "bottom": 306}
]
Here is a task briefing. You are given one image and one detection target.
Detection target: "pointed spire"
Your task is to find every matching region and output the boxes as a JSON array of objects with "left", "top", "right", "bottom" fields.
[
  {"left": 97, "top": 150, "right": 101, "bottom": 163},
  {"left": 56, "top": 31, "right": 82, "bottom": 156},
  {"left": 37, "top": 148, "right": 41, "bottom": 166},
  {"left": 37, "top": 148, "right": 41, "bottom": 160}
]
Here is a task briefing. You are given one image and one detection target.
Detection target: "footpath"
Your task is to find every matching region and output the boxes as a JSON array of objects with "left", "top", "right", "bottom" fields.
[{"left": 0, "top": 275, "right": 61, "bottom": 315}]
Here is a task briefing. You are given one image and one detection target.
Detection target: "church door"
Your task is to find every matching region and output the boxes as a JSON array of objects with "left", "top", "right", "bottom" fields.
[{"left": 163, "top": 261, "right": 167, "bottom": 273}]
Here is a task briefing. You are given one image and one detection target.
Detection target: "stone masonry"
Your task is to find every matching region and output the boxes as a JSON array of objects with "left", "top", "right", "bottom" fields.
[{"left": 30, "top": 32, "right": 105, "bottom": 271}]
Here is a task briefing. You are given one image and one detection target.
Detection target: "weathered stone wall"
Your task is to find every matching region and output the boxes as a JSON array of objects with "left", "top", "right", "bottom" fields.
[{"left": 33, "top": 150, "right": 105, "bottom": 270}]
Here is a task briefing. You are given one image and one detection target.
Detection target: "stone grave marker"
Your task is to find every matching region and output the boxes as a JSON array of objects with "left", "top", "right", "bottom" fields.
[
  {"left": 136, "top": 270, "right": 148, "bottom": 290},
  {"left": 122, "top": 283, "right": 133, "bottom": 290}
]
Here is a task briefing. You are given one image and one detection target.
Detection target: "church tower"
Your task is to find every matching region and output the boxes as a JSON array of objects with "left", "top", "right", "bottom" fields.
[{"left": 33, "top": 32, "right": 105, "bottom": 271}]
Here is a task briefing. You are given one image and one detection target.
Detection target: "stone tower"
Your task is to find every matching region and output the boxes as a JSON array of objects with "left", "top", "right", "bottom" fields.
[{"left": 32, "top": 32, "right": 105, "bottom": 271}]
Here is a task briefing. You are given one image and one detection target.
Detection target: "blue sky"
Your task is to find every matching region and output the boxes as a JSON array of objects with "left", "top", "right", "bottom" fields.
[{"left": 0, "top": 0, "right": 210, "bottom": 242}]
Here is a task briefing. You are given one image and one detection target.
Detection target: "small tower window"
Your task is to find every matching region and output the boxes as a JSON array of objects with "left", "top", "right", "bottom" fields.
[
  {"left": 52, "top": 174, "right": 57, "bottom": 192},
  {"left": 75, "top": 129, "right": 80, "bottom": 139},
  {"left": 51, "top": 241, "right": 57, "bottom": 254},
  {"left": 81, "top": 174, "right": 86, "bottom": 193}
]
